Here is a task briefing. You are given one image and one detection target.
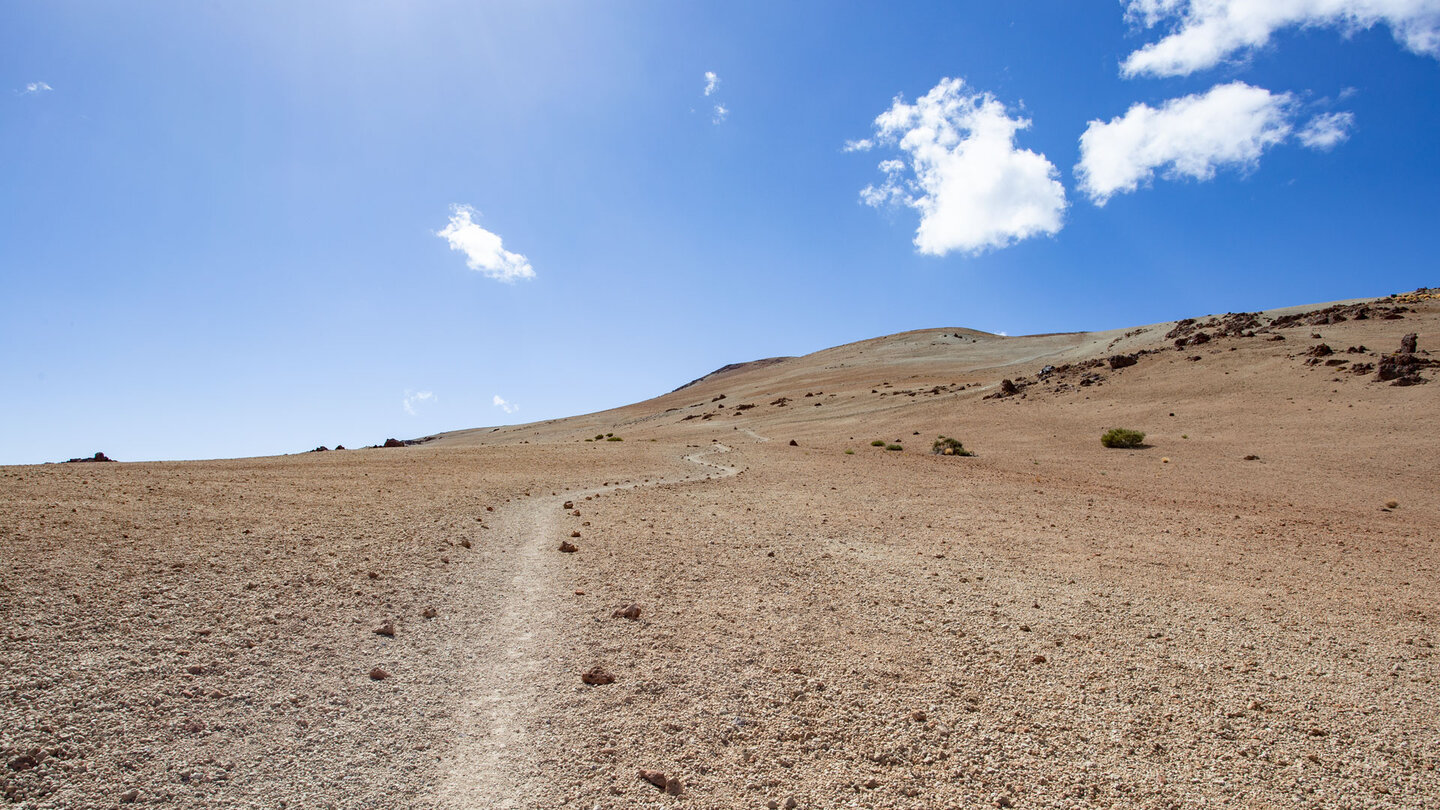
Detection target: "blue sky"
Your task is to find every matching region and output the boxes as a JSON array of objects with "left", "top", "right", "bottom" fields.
[{"left": 3, "top": 1, "right": 1438, "bottom": 464}]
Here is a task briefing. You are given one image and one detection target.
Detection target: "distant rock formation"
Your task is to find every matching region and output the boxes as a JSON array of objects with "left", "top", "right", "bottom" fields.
[{"left": 63, "top": 452, "right": 115, "bottom": 463}]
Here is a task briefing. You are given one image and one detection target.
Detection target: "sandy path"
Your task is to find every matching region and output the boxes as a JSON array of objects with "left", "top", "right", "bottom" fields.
[{"left": 436, "top": 442, "right": 743, "bottom": 807}]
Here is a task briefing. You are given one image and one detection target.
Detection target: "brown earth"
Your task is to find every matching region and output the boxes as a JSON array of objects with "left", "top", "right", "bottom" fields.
[{"left": 3, "top": 292, "right": 1438, "bottom": 808}]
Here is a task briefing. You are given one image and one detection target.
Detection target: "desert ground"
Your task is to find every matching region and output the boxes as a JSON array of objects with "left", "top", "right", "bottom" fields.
[{"left": 3, "top": 292, "right": 1438, "bottom": 809}]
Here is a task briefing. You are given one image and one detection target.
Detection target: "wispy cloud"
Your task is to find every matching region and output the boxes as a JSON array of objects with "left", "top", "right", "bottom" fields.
[
  {"left": 436, "top": 205, "right": 535, "bottom": 282},
  {"left": 711, "top": 104, "right": 729, "bottom": 124},
  {"left": 403, "top": 390, "right": 435, "bottom": 416},
  {"left": 704, "top": 71, "right": 720, "bottom": 96},
  {"left": 843, "top": 138, "right": 874, "bottom": 153},
  {"left": 17, "top": 81, "right": 52, "bottom": 96},
  {"left": 1122, "top": 0, "right": 1440, "bottom": 78},
  {"left": 1076, "top": 81, "right": 1296, "bottom": 205},
  {"left": 1297, "top": 111, "right": 1355, "bottom": 150},
  {"left": 492, "top": 395, "right": 519, "bottom": 414},
  {"left": 855, "top": 77, "right": 1067, "bottom": 256}
]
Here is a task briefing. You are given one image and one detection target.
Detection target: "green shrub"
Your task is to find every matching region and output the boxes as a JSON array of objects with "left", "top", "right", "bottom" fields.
[
  {"left": 931, "top": 436, "right": 974, "bottom": 456},
  {"left": 884, "top": 443, "right": 904, "bottom": 451},
  {"left": 595, "top": 434, "right": 604, "bottom": 440},
  {"left": 844, "top": 449, "right": 854, "bottom": 455},
  {"left": 1101, "top": 428, "right": 1146, "bottom": 448},
  {"left": 606, "top": 436, "right": 623, "bottom": 442},
  {"left": 870, "top": 440, "right": 886, "bottom": 447}
]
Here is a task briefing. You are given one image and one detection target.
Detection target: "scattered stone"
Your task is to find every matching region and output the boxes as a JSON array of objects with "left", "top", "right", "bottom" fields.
[
  {"left": 789, "top": 439, "right": 799, "bottom": 446},
  {"left": 563, "top": 501, "right": 574, "bottom": 510},
  {"left": 612, "top": 604, "right": 642, "bottom": 620},
  {"left": 1108, "top": 353, "right": 1138, "bottom": 370},
  {"left": 369, "top": 667, "right": 389, "bottom": 680},
  {"left": 310, "top": 446, "right": 329, "bottom": 452},
  {"left": 7, "top": 754, "right": 38, "bottom": 772},
  {"left": 185, "top": 664, "right": 205, "bottom": 675},
  {"left": 582, "top": 666, "right": 615, "bottom": 685},
  {"left": 422, "top": 607, "right": 438, "bottom": 619},
  {"left": 638, "top": 770, "right": 682, "bottom": 795},
  {"left": 570, "top": 530, "right": 581, "bottom": 538},
  {"left": 1244, "top": 455, "right": 1260, "bottom": 461},
  {"left": 374, "top": 622, "right": 395, "bottom": 637},
  {"left": 1400, "top": 333, "right": 1418, "bottom": 354},
  {"left": 910, "top": 710, "right": 927, "bottom": 722},
  {"left": 559, "top": 541, "right": 579, "bottom": 553},
  {"left": 1032, "top": 655, "right": 1048, "bottom": 664},
  {"left": 119, "top": 789, "right": 139, "bottom": 803},
  {"left": 459, "top": 539, "right": 471, "bottom": 548},
  {"left": 367, "top": 571, "right": 380, "bottom": 579},
  {"left": 1386, "top": 500, "right": 1399, "bottom": 509},
  {"left": 382, "top": 438, "right": 407, "bottom": 448}
]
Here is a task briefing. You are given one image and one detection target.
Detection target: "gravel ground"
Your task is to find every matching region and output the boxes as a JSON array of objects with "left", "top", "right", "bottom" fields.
[{"left": 3, "top": 295, "right": 1437, "bottom": 808}]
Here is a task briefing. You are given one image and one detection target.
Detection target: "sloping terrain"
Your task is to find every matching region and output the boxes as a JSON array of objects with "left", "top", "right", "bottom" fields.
[{"left": 3, "top": 292, "right": 1438, "bottom": 808}]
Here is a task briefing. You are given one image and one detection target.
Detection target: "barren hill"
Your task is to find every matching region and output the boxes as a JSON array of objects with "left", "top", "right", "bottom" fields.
[{"left": 3, "top": 291, "right": 1438, "bottom": 809}]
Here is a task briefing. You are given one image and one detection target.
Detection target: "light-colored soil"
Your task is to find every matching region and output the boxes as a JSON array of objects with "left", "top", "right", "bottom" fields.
[{"left": 3, "top": 294, "right": 1438, "bottom": 808}]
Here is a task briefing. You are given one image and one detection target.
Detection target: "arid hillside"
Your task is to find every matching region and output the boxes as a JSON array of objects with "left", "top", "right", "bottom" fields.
[{"left": 4, "top": 291, "right": 1438, "bottom": 809}]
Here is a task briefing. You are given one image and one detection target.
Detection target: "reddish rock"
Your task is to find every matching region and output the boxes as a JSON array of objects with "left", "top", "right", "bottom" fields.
[
  {"left": 559, "top": 541, "right": 579, "bottom": 553},
  {"left": 368, "top": 667, "right": 389, "bottom": 680},
  {"left": 581, "top": 666, "right": 614, "bottom": 685},
  {"left": 612, "top": 604, "right": 641, "bottom": 620}
]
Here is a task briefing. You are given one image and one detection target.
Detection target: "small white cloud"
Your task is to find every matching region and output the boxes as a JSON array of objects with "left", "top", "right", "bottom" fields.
[
  {"left": 492, "top": 395, "right": 519, "bottom": 414},
  {"left": 843, "top": 138, "right": 875, "bottom": 152},
  {"left": 1076, "top": 81, "right": 1296, "bottom": 205},
  {"left": 855, "top": 77, "right": 1068, "bottom": 256},
  {"left": 712, "top": 103, "right": 729, "bottom": 124},
  {"left": 18, "top": 81, "right": 52, "bottom": 96},
  {"left": 403, "top": 390, "right": 435, "bottom": 416},
  {"left": 704, "top": 71, "right": 720, "bottom": 96},
  {"left": 436, "top": 205, "right": 535, "bottom": 282},
  {"left": 1122, "top": 0, "right": 1440, "bottom": 78},
  {"left": 1298, "top": 111, "right": 1355, "bottom": 150}
]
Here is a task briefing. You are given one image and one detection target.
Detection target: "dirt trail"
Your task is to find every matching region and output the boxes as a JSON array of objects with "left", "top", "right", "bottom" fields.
[{"left": 436, "top": 441, "right": 743, "bottom": 807}]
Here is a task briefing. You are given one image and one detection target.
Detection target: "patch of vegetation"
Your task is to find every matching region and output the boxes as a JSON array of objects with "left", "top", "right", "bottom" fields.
[
  {"left": 595, "top": 434, "right": 604, "bottom": 440},
  {"left": 931, "top": 436, "right": 974, "bottom": 456},
  {"left": 884, "top": 443, "right": 904, "bottom": 451},
  {"left": 1100, "top": 428, "right": 1146, "bottom": 448},
  {"left": 870, "top": 440, "right": 887, "bottom": 447},
  {"left": 606, "top": 436, "right": 624, "bottom": 442},
  {"left": 844, "top": 449, "right": 855, "bottom": 455}
]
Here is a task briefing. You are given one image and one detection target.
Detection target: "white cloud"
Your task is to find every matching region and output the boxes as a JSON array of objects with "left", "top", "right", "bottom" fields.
[
  {"left": 1123, "top": 0, "right": 1440, "bottom": 77},
  {"left": 18, "top": 81, "right": 52, "bottom": 95},
  {"left": 492, "top": 395, "right": 519, "bottom": 414},
  {"left": 1076, "top": 81, "right": 1296, "bottom": 205},
  {"left": 855, "top": 77, "right": 1067, "bottom": 256},
  {"left": 1297, "top": 110, "right": 1355, "bottom": 149},
  {"left": 843, "top": 138, "right": 875, "bottom": 152},
  {"left": 436, "top": 205, "right": 535, "bottom": 282},
  {"left": 712, "top": 104, "right": 729, "bottom": 124},
  {"left": 403, "top": 390, "right": 435, "bottom": 416},
  {"left": 704, "top": 71, "right": 720, "bottom": 96}
]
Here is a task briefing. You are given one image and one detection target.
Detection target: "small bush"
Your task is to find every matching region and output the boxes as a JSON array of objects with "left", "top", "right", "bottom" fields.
[
  {"left": 844, "top": 449, "right": 854, "bottom": 455},
  {"left": 871, "top": 440, "right": 886, "bottom": 447},
  {"left": 931, "top": 436, "right": 974, "bottom": 456},
  {"left": 884, "top": 443, "right": 904, "bottom": 451},
  {"left": 1101, "top": 428, "right": 1146, "bottom": 448},
  {"left": 595, "top": 434, "right": 604, "bottom": 440},
  {"left": 606, "top": 436, "right": 624, "bottom": 442}
]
